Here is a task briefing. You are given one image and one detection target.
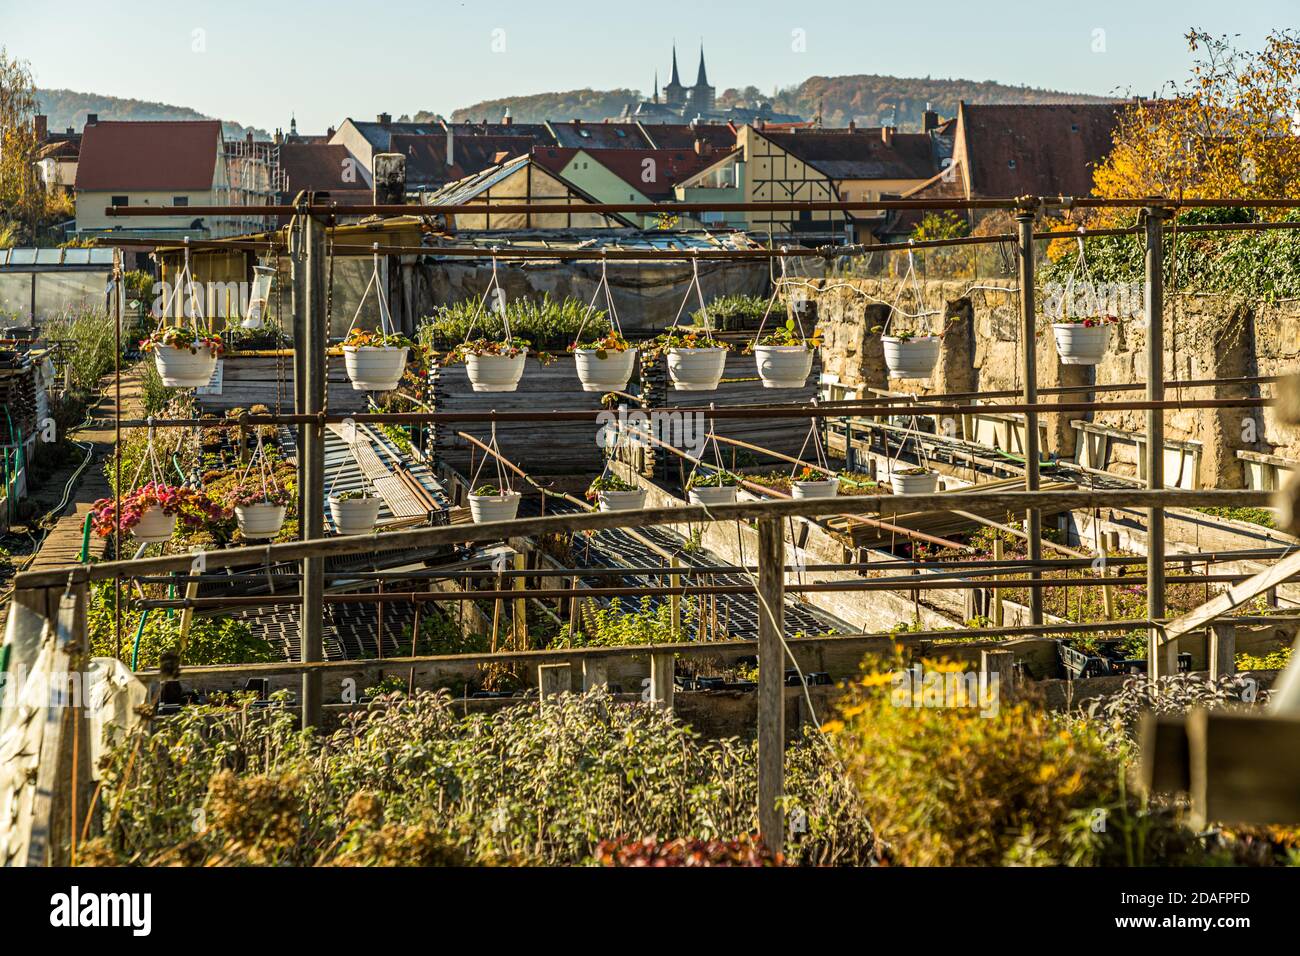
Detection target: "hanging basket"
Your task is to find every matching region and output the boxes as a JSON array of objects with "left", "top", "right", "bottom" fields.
[
  {"left": 890, "top": 470, "right": 939, "bottom": 496},
  {"left": 155, "top": 344, "right": 219, "bottom": 388},
  {"left": 688, "top": 485, "right": 737, "bottom": 506},
  {"left": 882, "top": 336, "right": 940, "bottom": 379},
  {"left": 468, "top": 491, "right": 522, "bottom": 523},
  {"left": 132, "top": 506, "right": 177, "bottom": 543},
  {"left": 329, "top": 494, "right": 380, "bottom": 535},
  {"left": 574, "top": 347, "right": 638, "bottom": 392},
  {"left": 598, "top": 489, "right": 647, "bottom": 512},
  {"left": 1052, "top": 323, "right": 1112, "bottom": 366},
  {"left": 791, "top": 478, "right": 839, "bottom": 499},
  {"left": 466, "top": 352, "right": 527, "bottom": 392},
  {"left": 344, "top": 345, "right": 409, "bottom": 391},
  {"left": 235, "top": 502, "right": 286, "bottom": 538},
  {"left": 754, "top": 345, "right": 814, "bottom": 389},
  {"left": 667, "top": 347, "right": 726, "bottom": 391}
]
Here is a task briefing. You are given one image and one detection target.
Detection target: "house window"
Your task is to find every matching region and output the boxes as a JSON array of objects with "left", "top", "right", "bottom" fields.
[
  {"left": 172, "top": 196, "right": 188, "bottom": 207},
  {"left": 110, "top": 195, "right": 129, "bottom": 207}
]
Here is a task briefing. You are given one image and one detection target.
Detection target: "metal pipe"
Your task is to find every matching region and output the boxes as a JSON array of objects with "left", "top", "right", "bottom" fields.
[
  {"left": 300, "top": 199, "right": 326, "bottom": 728},
  {"left": 1145, "top": 206, "right": 1172, "bottom": 676}
]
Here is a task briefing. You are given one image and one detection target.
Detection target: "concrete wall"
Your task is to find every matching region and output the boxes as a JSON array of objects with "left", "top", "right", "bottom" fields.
[{"left": 809, "top": 278, "right": 1300, "bottom": 488}]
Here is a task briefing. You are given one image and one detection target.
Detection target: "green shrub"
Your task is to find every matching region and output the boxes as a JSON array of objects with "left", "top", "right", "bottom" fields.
[{"left": 420, "top": 294, "right": 607, "bottom": 350}]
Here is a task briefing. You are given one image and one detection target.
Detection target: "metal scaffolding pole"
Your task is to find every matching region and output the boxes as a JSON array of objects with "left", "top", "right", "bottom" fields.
[
  {"left": 1145, "top": 206, "right": 1177, "bottom": 677},
  {"left": 1016, "top": 210, "right": 1043, "bottom": 625},
  {"left": 756, "top": 516, "right": 785, "bottom": 853},
  {"left": 300, "top": 198, "right": 327, "bottom": 728}
]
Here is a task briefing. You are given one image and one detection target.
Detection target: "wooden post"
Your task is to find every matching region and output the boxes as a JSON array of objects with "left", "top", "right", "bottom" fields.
[
  {"left": 648, "top": 652, "right": 674, "bottom": 710},
  {"left": 980, "top": 648, "right": 1015, "bottom": 695},
  {"left": 538, "top": 663, "right": 570, "bottom": 708},
  {"left": 582, "top": 658, "right": 608, "bottom": 691},
  {"left": 567, "top": 575, "right": 581, "bottom": 640},
  {"left": 756, "top": 515, "right": 786, "bottom": 854},
  {"left": 1016, "top": 210, "right": 1043, "bottom": 626},
  {"left": 991, "top": 538, "right": 1004, "bottom": 626},
  {"left": 1209, "top": 621, "right": 1237, "bottom": 678},
  {"left": 513, "top": 551, "right": 528, "bottom": 650}
]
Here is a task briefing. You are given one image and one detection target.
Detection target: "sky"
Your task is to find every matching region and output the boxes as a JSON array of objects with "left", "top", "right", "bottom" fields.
[{"left": 1, "top": 0, "right": 1294, "bottom": 133}]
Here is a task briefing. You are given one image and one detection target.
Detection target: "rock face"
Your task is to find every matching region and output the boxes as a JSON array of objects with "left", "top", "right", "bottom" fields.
[{"left": 808, "top": 277, "right": 1300, "bottom": 489}]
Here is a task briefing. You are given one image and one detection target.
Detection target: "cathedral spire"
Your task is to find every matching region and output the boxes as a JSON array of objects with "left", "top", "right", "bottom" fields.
[
  {"left": 653, "top": 70, "right": 659, "bottom": 104},
  {"left": 696, "top": 43, "right": 709, "bottom": 87},
  {"left": 670, "top": 43, "right": 682, "bottom": 87}
]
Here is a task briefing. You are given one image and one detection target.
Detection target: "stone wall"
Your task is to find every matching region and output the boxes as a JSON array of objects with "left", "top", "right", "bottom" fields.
[{"left": 808, "top": 278, "right": 1300, "bottom": 488}]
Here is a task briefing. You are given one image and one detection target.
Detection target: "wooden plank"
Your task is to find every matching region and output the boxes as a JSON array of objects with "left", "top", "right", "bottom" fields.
[
  {"left": 1189, "top": 710, "right": 1300, "bottom": 827},
  {"left": 756, "top": 515, "right": 785, "bottom": 854}
]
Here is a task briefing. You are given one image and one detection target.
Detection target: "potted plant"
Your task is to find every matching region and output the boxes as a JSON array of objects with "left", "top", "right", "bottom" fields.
[
  {"left": 91, "top": 482, "right": 221, "bottom": 544},
  {"left": 791, "top": 466, "right": 839, "bottom": 500},
  {"left": 342, "top": 327, "right": 413, "bottom": 392},
  {"left": 586, "top": 473, "right": 646, "bottom": 512},
  {"left": 467, "top": 483, "right": 522, "bottom": 523},
  {"left": 450, "top": 337, "right": 531, "bottom": 392},
  {"left": 875, "top": 326, "right": 940, "bottom": 380},
  {"left": 752, "top": 319, "right": 819, "bottom": 389},
  {"left": 686, "top": 469, "right": 742, "bottom": 506},
  {"left": 329, "top": 489, "right": 381, "bottom": 535},
  {"left": 1051, "top": 314, "right": 1117, "bottom": 366},
  {"left": 571, "top": 330, "right": 638, "bottom": 393},
  {"left": 890, "top": 466, "right": 940, "bottom": 495},
  {"left": 225, "top": 481, "right": 291, "bottom": 539},
  {"left": 142, "top": 327, "right": 224, "bottom": 388},
  {"left": 651, "top": 328, "right": 728, "bottom": 391}
]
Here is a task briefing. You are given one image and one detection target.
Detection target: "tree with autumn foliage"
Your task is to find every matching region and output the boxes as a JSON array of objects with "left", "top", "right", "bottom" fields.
[{"left": 1091, "top": 29, "right": 1300, "bottom": 223}]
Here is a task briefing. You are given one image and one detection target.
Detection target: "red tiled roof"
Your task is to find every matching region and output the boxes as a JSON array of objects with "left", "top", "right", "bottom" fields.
[
  {"left": 642, "top": 123, "right": 737, "bottom": 151},
  {"left": 531, "top": 146, "right": 725, "bottom": 200},
  {"left": 278, "top": 143, "right": 371, "bottom": 200},
  {"left": 959, "top": 102, "right": 1124, "bottom": 197},
  {"left": 75, "top": 120, "right": 222, "bottom": 191}
]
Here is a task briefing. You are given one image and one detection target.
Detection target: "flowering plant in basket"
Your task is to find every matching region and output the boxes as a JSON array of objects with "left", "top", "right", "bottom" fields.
[
  {"left": 686, "top": 469, "right": 742, "bottom": 490},
  {"left": 223, "top": 479, "right": 293, "bottom": 510},
  {"left": 342, "top": 327, "right": 415, "bottom": 349},
  {"left": 585, "top": 473, "right": 636, "bottom": 502},
  {"left": 140, "top": 327, "right": 224, "bottom": 355},
  {"left": 445, "top": 337, "right": 534, "bottom": 362},
  {"left": 90, "top": 482, "right": 222, "bottom": 537},
  {"left": 569, "top": 329, "right": 633, "bottom": 355},
  {"left": 752, "top": 318, "right": 821, "bottom": 350},
  {"left": 1053, "top": 314, "right": 1118, "bottom": 328}
]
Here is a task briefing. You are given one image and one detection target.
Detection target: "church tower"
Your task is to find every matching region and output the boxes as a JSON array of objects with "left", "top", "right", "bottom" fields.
[
  {"left": 688, "top": 44, "right": 715, "bottom": 115},
  {"left": 663, "top": 44, "right": 687, "bottom": 109}
]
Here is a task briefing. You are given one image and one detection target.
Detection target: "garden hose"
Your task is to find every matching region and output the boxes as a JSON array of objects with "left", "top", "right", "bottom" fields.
[
  {"left": 130, "top": 609, "right": 150, "bottom": 671},
  {"left": 79, "top": 511, "right": 93, "bottom": 563}
]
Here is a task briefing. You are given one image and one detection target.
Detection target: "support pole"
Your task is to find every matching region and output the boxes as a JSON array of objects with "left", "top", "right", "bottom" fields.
[
  {"left": 1209, "top": 621, "right": 1236, "bottom": 678},
  {"left": 1016, "top": 210, "right": 1043, "bottom": 625},
  {"left": 756, "top": 515, "right": 786, "bottom": 854},
  {"left": 300, "top": 196, "right": 326, "bottom": 728},
  {"left": 1144, "top": 207, "right": 1176, "bottom": 678}
]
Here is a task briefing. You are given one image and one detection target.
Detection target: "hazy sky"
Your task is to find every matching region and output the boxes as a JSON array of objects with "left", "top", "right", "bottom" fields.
[{"left": 1, "top": 0, "right": 1293, "bottom": 133}]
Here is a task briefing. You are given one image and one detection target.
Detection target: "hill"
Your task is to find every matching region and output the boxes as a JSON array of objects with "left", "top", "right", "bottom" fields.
[
  {"left": 448, "top": 74, "right": 1113, "bottom": 127},
  {"left": 34, "top": 88, "right": 269, "bottom": 141}
]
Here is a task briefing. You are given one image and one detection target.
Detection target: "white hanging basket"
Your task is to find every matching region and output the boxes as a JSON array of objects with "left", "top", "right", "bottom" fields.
[
  {"left": 598, "top": 489, "right": 647, "bottom": 512},
  {"left": 1052, "top": 323, "right": 1112, "bottom": 366},
  {"left": 235, "top": 502, "right": 286, "bottom": 538},
  {"left": 882, "top": 335, "right": 940, "bottom": 379},
  {"left": 574, "top": 348, "right": 638, "bottom": 392},
  {"left": 667, "top": 347, "right": 726, "bottom": 391},
  {"left": 466, "top": 352, "right": 527, "bottom": 392},
  {"left": 688, "top": 485, "right": 738, "bottom": 506},
  {"left": 890, "top": 470, "right": 940, "bottom": 496},
  {"left": 754, "top": 345, "right": 814, "bottom": 389},
  {"left": 344, "top": 345, "right": 409, "bottom": 391},
  {"left": 155, "top": 344, "right": 219, "bottom": 388},
  {"left": 468, "top": 491, "right": 522, "bottom": 524},
  {"left": 329, "top": 495, "right": 381, "bottom": 535},
  {"left": 132, "top": 506, "right": 176, "bottom": 543},
  {"left": 792, "top": 478, "right": 839, "bottom": 499}
]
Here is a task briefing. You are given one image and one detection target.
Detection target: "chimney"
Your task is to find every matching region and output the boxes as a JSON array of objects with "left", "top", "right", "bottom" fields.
[
  {"left": 85, "top": 113, "right": 98, "bottom": 126},
  {"left": 503, "top": 108, "right": 512, "bottom": 126},
  {"left": 881, "top": 125, "right": 894, "bottom": 146},
  {"left": 34, "top": 114, "right": 47, "bottom": 141},
  {"left": 378, "top": 112, "right": 392, "bottom": 127},
  {"left": 246, "top": 130, "right": 254, "bottom": 147},
  {"left": 847, "top": 119, "right": 856, "bottom": 132},
  {"left": 695, "top": 137, "right": 713, "bottom": 157},
  {"left": 327, "top": 126, "right": 335, "bottom": 138},
  {"left": 573, "top": 118, "right": 582, "bottom": 125},
  {"left": 372, "top": 152, "right": 406, "bottom": 205},
  {"left": 923, "top": 103, "right": 939, "bottom": 132}
]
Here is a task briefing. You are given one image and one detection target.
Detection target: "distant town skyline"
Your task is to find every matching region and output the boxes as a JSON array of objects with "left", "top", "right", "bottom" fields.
[{"left": 1, "top": 0, "right": 1294, "bottom": 134}]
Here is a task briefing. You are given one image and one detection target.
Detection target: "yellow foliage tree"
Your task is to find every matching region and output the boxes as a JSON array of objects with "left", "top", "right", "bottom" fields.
[{"left": 1091, "top": 29, "right": 1300, "bottom": 223}]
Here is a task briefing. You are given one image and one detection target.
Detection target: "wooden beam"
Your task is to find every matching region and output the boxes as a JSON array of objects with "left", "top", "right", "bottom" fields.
[
  {"left": 757, "top": 516, "right": 785, "bottom": 854},
  {"left": 1156, "top": 546, "right": 1300, "bottom": 647}
]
